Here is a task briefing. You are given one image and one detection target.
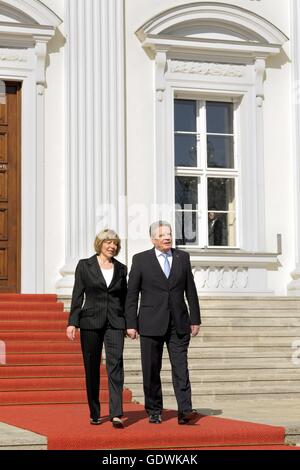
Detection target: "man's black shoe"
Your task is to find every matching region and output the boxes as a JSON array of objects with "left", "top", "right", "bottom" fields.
[
  {"left": 149, "top": 414, "right": 162, "bottom": 424},
  {"left": 178, "top": 410, "right": 198, "bottom": 425}
]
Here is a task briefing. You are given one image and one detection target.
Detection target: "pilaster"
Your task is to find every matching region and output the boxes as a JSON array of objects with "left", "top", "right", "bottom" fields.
[
  {"left": 56, "top": 0, "right": 126, "bottom": 294},
  {"left": 288, "top": 0, "right": 300, "bottom": 295}
]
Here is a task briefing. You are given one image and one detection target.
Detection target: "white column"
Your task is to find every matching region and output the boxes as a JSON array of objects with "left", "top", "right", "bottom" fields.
[
  {"left": 288, "top": 0, "right": 300, "bottom": 295},
  {"left": 26, "top": 34, "right": 55, "bottom": 293},
  {"left": 34, "top": 38, "right": 48, "bottom": 292},
  {"left": 255, "top": 57, "right": 266, "bottom": 251},
  {"left": 56, "top": 0, "right": 126, "bottom": 294}
]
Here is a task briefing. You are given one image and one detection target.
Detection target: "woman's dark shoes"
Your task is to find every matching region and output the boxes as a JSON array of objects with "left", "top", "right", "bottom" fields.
[
  {"left": 112, "top": 417, "right": 124, "bottom": 428},
  {"left": 90, "top": 418, "right": 101, "bottom": 425}
]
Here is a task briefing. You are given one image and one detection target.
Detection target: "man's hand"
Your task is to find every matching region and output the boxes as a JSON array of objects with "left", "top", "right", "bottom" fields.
[
  {"left": 127, "top": 329, "right": 139, "bottom": 340},
  {"left": 191, "top": 325, "right": 200, "bottom": 337},
  {"left": 66, "top": 326, "right": 76, "bottom": 341}
]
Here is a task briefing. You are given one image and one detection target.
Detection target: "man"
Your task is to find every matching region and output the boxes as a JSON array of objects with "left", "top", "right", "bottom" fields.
[
  {"left": 208, "top": 211, "right": 223, "bottom": 246},
  {"left": 125, "top": 221, "right": 201, "bottom": 424}
]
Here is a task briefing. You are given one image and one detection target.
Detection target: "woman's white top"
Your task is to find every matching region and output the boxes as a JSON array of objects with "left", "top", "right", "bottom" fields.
[{"left": 101, "top": 267, "right": 114, "bottom": 287}]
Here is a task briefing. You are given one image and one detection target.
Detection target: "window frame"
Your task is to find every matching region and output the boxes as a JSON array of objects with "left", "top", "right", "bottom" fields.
[{"left": 174, "top": 93, "right": 241, "bottom": 249}]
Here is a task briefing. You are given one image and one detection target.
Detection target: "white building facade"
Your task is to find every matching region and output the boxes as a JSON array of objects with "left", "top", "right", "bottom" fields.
[{"left": 0, "top": 0, "right": 299, "bottom": 297}]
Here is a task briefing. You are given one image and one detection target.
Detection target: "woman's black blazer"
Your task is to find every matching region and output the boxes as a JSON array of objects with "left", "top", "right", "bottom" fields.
[{"left": 68, "top": 254, "right": 127, "bottom": 330}]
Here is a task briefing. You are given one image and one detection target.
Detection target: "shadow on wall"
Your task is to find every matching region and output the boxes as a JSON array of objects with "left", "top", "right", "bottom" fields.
[
  {"left": 46, "top": 28, "right": 66, "bottom": 69},
  {"left": 266, "top": 49, "right": 291, "bottom": 70}
]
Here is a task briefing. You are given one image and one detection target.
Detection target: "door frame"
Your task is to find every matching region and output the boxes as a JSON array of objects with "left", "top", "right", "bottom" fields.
[
  {"left": 15, "top": 82, "right": 21, "bottom": 293},
  {"left": 0, "top": 48, "right": 49, "bottom": 293},
  {"left": 0, "top": 81, "right": 21, "bottom": 293}
]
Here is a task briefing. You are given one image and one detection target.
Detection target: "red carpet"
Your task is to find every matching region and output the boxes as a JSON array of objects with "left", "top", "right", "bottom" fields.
[
  {"left": 0, "top": 294, "right": 131, "bottom": 405},
  {"left": 0, "top": 403, "right": 296, "bottom": 450},
  {"left": 0, "top": 295, "right": 297, "bottom": 450}
]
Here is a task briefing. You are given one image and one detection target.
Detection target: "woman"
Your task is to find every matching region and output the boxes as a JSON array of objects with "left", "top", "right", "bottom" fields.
[{"left": 66, "top": 229, "right": 127, "bottom": 428}]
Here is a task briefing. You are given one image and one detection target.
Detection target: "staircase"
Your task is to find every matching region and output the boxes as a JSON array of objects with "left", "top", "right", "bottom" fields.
[
  {"left": 0, "top": 294, "right": 131, "bottom": 406},
  {"left": 123, "top": 297, "right": 300, "bottom": 409}
]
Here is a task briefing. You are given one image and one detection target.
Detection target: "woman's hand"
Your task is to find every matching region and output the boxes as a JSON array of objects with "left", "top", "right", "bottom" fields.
[{"left": 66, "top": 326, "right": 76, "bottom": 341}]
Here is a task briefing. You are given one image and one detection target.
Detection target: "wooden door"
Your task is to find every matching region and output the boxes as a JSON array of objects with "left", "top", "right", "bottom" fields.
[{"left": 0, "top": 81, "right": 21, "bottom": 292}]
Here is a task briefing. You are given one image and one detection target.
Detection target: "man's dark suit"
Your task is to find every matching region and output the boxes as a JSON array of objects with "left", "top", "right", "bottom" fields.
[
  {"left": 68, "top": 254, "right": 127, "bottom": 420},
  {"left": 125, "top": 248, "right": 201, "bottom": 416}
]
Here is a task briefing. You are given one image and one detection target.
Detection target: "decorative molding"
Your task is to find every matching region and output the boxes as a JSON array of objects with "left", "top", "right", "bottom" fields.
[
  {"left": 156, "top": 50, "right": 167, "bottom": 101},
  {"left": 137, "top": 2, "right": 288, "bottom": 46},
  {"left": 137, "top": 2, "right": 288, "bottom": 60},
  {"left": 34, "top": 38, "right": 47, "bottom": 94},
  {"left": 187, "top": 249, "right": 280, "bottom": 268},
  {"left": 0, "top": 1, "right": 60, "bottom": 50},
  {"left": 0, "top": 0, "right": 62, "bottom": 27},
  {"left": 187, "top": 247, "right": 279, "bottom": 292},
  {"left": 195, "top": 266, "right": 249, "bottom": 290},
  {"left": 255, "top": 57, "right": 266, "bottom": 107},
  {"left": 0, "top": 53, "right": 27, "bottom": 62},
  {"left": 169, "top": 60, "right": 245, "bottom": 77}
]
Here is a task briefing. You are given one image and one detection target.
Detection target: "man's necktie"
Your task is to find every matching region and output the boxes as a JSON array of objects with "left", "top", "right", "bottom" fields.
[{"left": 162, "top": 254, "right": 171, "bottom": 278}]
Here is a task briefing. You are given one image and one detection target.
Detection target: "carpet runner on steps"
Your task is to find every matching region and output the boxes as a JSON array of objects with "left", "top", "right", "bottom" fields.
[
  {"left": 0, "top": 294, "right": 132, "bottom": 405},
  {"left": 0, "top": 403, "right": 297, "bottom": 450},
  {"left": 0, "top": 295, "right": 297, "bottom": 451}
]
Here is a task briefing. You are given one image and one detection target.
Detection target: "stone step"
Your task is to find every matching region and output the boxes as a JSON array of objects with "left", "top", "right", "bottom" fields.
[
  {"left": 128, "top": 381, "right": 300, "bottom": 394},
  {"left": 200, "top": 326, "right": 300, "bottom": 335},
  {"left": 133, "top": 390, "right": 300, "bottom": 403},
  {"left": 124, "top": 337, "right": 300, "bottom": 347},
  {"left": 189, "top": 345, "right": 296, "bottom": 352},
  {"left": 122, "top": 340, "right": 300, "bottom": 350},
  {"left": 200, "top": 305, "right": 300, "bottom": 311},
  {"left": 198, "top": 297, "right": 300, "bottom": 308},
  {"left": 124, "top": 368, "right": 300, "bottom": 384},
  {"left": 156, "top": 395, "right": 300, "bottom": 411},
  {"left": 123, "top": 348, "right": 294, "bottom": 359},
  {"left": 201, "top": 309, "right": 300, "bottom": 316},
  {"left": 123, "top": 357, "right": 297, "bottom": 369},
  {"left": 199, "top": 336, "right": 300, "bottom": 345},
  {"left": 121, "top": 297, "right": 300, "bottom": 405},
  {"left": 200, "top": 318, "right": 300, "bottom": 326}
]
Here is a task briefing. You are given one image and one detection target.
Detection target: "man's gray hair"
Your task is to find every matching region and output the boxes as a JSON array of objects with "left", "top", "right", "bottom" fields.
[{"left": 149, "top": 220, "right": 172, "bottom": 238}]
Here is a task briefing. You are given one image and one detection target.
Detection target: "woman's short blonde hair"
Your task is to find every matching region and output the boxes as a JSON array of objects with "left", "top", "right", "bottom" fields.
[{"left": 94, "top": 229, "right": 121, "bottom": 256}]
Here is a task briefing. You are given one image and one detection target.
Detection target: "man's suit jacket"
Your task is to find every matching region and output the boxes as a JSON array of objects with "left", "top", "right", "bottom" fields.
[
  {"left": 125, "top": 248, "right": 201, "bottom": 336},
  {"left": 68, "top": 254, "right": 127, "bottom": 330},
  {"left": 209, "top": 218, "right": 223, "bottom": 246}
]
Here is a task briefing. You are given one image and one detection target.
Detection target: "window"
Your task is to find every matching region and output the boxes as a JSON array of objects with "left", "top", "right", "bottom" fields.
[{"left": 174, "top": 98, "right": 238, "bottom": 248}]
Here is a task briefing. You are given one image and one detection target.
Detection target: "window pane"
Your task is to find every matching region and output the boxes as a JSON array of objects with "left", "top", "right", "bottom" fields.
[
  {"left": 0, "top": 80, "right": 7, "bottom": 125},
  {"left": 175, "top": 176, "right": 198, "bottom": 209},
  {"left": 207, "top": 102, "right": 233, "bottom": 134},
  {"left": 208, "top": 213, "right": 236, "bottom": 247},
  {"left": 207, "top": 135, "right": 234, "bottom": 168},
  {"left": 176, "top": 211, "right": 198, "bottom": 245},
  {"left": 175, "top": 134, "right": 197, "bottom": 167},
  {"left": 208, "top": 178, "right": 235, "bottom": 212},
  {"left": 174, "top": 99, "right": 196, "bottom": 132}
]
